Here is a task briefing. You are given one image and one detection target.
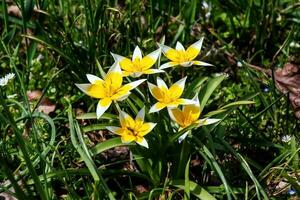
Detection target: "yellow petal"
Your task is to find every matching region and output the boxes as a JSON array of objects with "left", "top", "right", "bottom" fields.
[
  {"left": 185, "top": 38, "right": 203, "bottom": 60},
  {"left": 111, "top": 88, "right": 131, "bottom": 100},
  {"left": 141, "top": 48, "right": 160, "bottom": 69},
  {"left": 186, "top": 37, "right": 203, "bottom": 60},
  {"left": 183, "top": 104, "right": 201, "bottom": 122},
  {"left": 120, "top": 111, "right": 135, "bottom": 129},
  {"left": 121, "top": 135, "right": 136, "bottom": 143},
  {"left": 137, "top": 122, "right": 156, "bottom": 136},
  {"left": 165, "top": 48, "right": 179, "bottom": 62},
  {"left": 87, "top": 83, "right": 106, "bottom": 98},
  {"left": 122, "top": 71, "right": 133, "bottom": 77},
  {"left": 185, "top": 47, "right": 199, "bottom": 61},
  {"left": 169, "top": 108, "right": 185, "bottom": 127},
  {"left": 169, "top": 77, "right": 186, "bottom": 99},
  {"left": 120, "top": 58, "right": 135, "bottom": 72},
  {"left": 105, "top": 71, "right": 123, "bottom": 90}
]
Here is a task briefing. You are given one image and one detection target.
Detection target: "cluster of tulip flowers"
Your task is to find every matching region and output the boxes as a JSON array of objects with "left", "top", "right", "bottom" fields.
[{"left": 76, "top": 38, "right": 220, "bottom": 148}]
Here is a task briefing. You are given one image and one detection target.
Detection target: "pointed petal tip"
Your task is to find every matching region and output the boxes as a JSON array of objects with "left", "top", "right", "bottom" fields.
[{"left": 137, "top": 138, "right": 149, "bottom": 148}]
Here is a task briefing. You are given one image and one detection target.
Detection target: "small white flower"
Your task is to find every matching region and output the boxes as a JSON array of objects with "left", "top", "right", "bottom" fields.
[
  {"left": 0, "top": 77, "right": 8, "bottom": 86},
  {"left": 7, "top": 94, "right": 18, "bottom": 99},
  {"left": 237, "top": 61, "right": 243, "bottom": 67},
  {"left": 281, "top": 135, "right": 292, "bottom": 143},
  {"left": 5, "top": 73, "right": 15, "bottom": 80},
  {"left": 0, "top": 73, "right": 15, "bottom": 87}
]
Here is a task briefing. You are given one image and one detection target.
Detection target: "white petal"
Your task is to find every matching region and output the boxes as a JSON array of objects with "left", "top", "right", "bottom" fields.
[
  {"left": 149, "top": 103, "right": 165, "bottom": 113},
  {"left": 178, "top": 131, "right": 191, "bottom": 143},
  {"left": 158, "top": 43, "right": 172, "bottom": 54},
  {"left": 180, "top": 99, "right": 198, "bottom": 105},
  {"left": 86, "top": 74, "right": 103, "bottom": 84},
  {"left": 159, "top": 62, "right": 178, "bottom": 70},
  {"left": 119, "top": 111, "right": 131, "bottom": 125},
  {"left": 132, "top": 46, "right": 143, "bottom": 61},
  {"left": 75, "top": 83, "right": 91, "bottom": 95},
  {"left": 145, "top": 122, "right": 157, "bottom": 132},
  {"left": 167, "top": 107, "right": 179, "bottom": 122},
  {"left": 189, "top": 37, "right": 204, "bottom": 52},
  {"left": 144, "top": 69, "right": 165, "bottom": 74},
  {"left": 146, "top": 48, "right": 161, "bottom": 61},
  {"left": 124, "top": 79, "right": 146, "bottom": 90},
  {"left": 191, "top": 93, "right": 200, "bottom": 106},
  {"left": 180, "top": 61, "right": 193, "bottom": 67},
  {"left": 110, "top": 52, "right": 126, "bottom": 62},
  {"left": 175, "top": 41, "right": 185, "bottom": 51},
  {"left": 147, "top": 82, "right": 157, "bottom": 97},
  {"left": 198, "top": 118, "right": 221, "bottom": 126},
  {"left": 116, "top": 92, "right": 131, "bottom": 101},
  {"left": 173, "top": 76, "right": 187, "bottom": 90},
  {"left": 136, "top": 107, "right": 145, "bottom": 121},
  {"left": 192, "top": 61, "right": 213, "bottom": 66},
  {"left": 157, "top": 77, "right": 168, "bottom": 89},
  {"left": 106, "top": 126, "right": 120, "bottom": 134},
  {"left": 108, "top": 62, "right": 122, "bottom": 74},
  {"left": 136, "top": 138, "right": 149, "bottom": 148},
  {"left": 96, "top": 100, "right": 111, "bottom": 119}
]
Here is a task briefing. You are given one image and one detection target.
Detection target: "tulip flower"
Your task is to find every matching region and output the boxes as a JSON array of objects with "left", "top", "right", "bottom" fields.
[
  {"left": 159, "top": 37, "right": 212, "bottom": 69},
  {"left": 111, "top": 46, "right": 164, "bottom": 77},
  {"left": 148, "top": 77, "right": 196, "bottom": 113},
  {"left": 75, "top": 63, "right": 146, "bottom": 118},
  {"left": 107, "top": 107, "right": 156, "bottom": 148},
  {"left": 168, "top": 94, "right": 220, "bottom": 142}
]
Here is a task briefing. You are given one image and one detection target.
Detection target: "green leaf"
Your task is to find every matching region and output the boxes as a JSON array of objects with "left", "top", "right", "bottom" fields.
[
  {"left": 198, "top": 75, "right": 226, "bottom": 111},
  {"left": 169, "top": 180, "right": 216, "bottom": 200},
  {"left": 184, "top": 76, "right": 208, "bottom": 98},
  {"left": 184, "top": 158, "right": 191, "bottom": 200},
  {"left": 220, "top": 100, "right": 255, "bottom": 109},
  {"left": 193, "top": 138, "right": 233, "bottom": 200},
  {"left": 90, "top": 137, "right": 134, "bottom": 157},
  {"left": 76, "top": 112, "right": 118, "bottom": 120},
  {"left": 68, "top": 103, "right": 116, "bottom": 200},
  {"left": 82, "top": 123, "right": 114, "bottom": 133}
]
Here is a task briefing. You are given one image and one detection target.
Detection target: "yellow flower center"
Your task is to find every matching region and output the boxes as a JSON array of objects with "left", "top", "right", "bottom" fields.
[
  {"left": 132, "top": 58, "right": 143, "bottom": 72},
  {"left": 127, "top": 127, "right": 139, "bottom": 136},
  {"left": 175, "top": 51, "right": 189, "bottom": 63},
  {"left": 103, "top": 82, "right": 120, "bottom": 97}
]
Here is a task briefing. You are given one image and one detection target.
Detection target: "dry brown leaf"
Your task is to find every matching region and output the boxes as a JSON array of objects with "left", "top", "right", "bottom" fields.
[
  {"left": 274, "top": 63, "right": 300, "bottom": 118},
  {"left": 27, "top": 90, "right": 56, "bottom": 114}
]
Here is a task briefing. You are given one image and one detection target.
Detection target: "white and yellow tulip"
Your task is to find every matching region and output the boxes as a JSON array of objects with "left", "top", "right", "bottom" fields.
[
  {"left": 75, "top": 63, "right": 146, "bottom": 118},
  {"left": 159, "top": 37, "right": 212, "bottom": 69},
  {"left": 168, "top": 94, "right": 220, "bottom": 142},
  {"left": 111, "top": 46, "right": 164, "bottom": 77},
  {"left": 107, "top": 107, "right": 156, "bottom": 148},
  {"left": 148, "top": 77, "right": 196, "bottom": 113}
]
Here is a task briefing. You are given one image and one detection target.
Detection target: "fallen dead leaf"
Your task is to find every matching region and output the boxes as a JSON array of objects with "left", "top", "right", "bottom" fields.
[{"left": 27, "top": 90, "right": 56, "bottom": 114}]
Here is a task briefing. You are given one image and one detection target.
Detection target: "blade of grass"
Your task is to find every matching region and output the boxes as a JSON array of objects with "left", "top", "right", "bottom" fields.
[{"left": 67, "top": 101, "right": 116, "bottom": 200}]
